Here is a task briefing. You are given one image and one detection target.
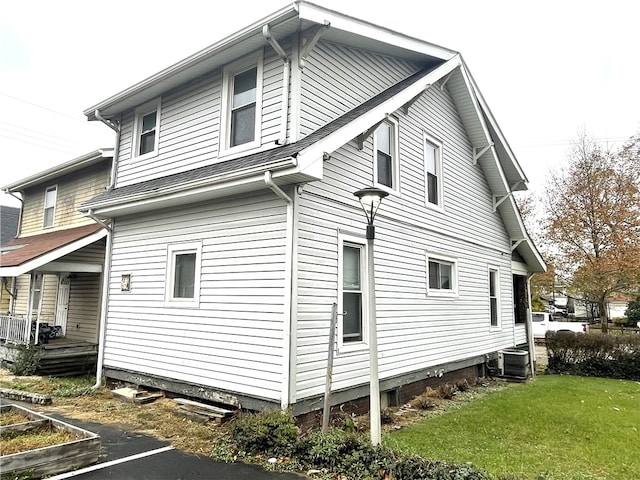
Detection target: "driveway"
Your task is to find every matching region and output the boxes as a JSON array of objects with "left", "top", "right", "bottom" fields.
[{"left": 1, "top": 398, "right": 305, "bottom": 480}]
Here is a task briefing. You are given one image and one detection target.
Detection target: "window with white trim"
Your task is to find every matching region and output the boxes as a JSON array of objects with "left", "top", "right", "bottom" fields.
[
  {"left": 165, "top": 242, "right": 202, "bottom": 307},
  {"left": 426, "top": 253, "right": 457, "bottom": 296},
  {"left": 43, "top": 185, "right": 57, "bottom": 228},
  {"left": 338, "top": 235, "right": 368, "bottom": 349},
  {"left": 424, "top": 132, "right": 443, "bottom": 207},
  {"left": 489, "top": 267, "right": 500, "bottom": 327},
  {"left": 220, "top": 53, "right": 263, "bottom": 153},
  {"left": 373, "top": 118, "right": 399, "bottom": 191},
  {"left": 133, "top": 99, "right": 161, "bottom": 159}
]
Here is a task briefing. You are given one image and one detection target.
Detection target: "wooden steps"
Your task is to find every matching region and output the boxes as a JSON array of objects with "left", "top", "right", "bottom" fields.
[{"left": 173, "top": 398, "right": 236, "bottom": 423}]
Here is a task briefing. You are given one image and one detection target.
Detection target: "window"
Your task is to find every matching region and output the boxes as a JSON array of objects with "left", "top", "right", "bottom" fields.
[
  {"left": 133, "top": 99, "right": 161, "bottom": 159},
  {"left": 221, "top": 53, "right": 263, "bottom": 153},
  {"left": 426, "top": 253, "right": 457, "bottom": 296},
  {"left": 373, "top": 118, "right": 399, "bottom": 191},
  {"left": 165, "top": 242, "right": 202, "bottom": 306},
  {"left": 489, "top": 268, "right": 500, "bottom": 327},
  {"left": 424, "top": 132, "right": 443, "bottom": 207},
  {"left": 43, "top": 185, "right": 57, "bottom": 228},
  {"left": 338, "top": 235, "right": 368, "bottom": 349},
  {"left": 29, "top": 272, "right": 43, "bottom": 318}
]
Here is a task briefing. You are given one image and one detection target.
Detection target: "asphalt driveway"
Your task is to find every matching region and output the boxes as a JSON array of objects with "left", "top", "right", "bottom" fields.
[{"left": 1, "top": 398, "right": 305, "bottom": 480}]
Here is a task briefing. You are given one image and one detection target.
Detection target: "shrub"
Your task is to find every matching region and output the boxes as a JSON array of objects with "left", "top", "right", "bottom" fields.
[
  {"left": 9, "top": 345, "right": 43, "bottom": 376},
  {"left": 228, "top": 409, "right": 299, "bottom": 457},
  {"left": 546, "top": 331, "right": 640, "bottom": 380}
]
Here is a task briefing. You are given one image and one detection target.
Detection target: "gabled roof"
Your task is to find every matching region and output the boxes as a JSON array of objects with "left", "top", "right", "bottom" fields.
[{"left": 0, "top": 223, "right": 106, "bottom": 277}]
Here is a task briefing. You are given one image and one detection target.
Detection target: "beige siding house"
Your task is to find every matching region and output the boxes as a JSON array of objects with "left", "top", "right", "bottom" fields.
[
  {"left": 0, "top": 149, "right": 113, "bottom": 374},
  {"left": 80, "top": 3, "right": 544, "bottom": 415}
]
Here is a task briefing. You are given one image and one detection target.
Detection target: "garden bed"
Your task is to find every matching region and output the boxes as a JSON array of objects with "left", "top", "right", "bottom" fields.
[{"left": 1, "top": 404, "right": 101, "bottom": 479}]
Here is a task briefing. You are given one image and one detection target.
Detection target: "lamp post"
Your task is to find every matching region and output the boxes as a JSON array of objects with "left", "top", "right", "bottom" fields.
[{"left": 353, "top": 187, "right": 388, "bottom": 446}]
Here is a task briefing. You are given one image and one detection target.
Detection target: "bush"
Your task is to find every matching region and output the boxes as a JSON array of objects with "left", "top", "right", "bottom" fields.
[
  {"left": 9, "top": 345, "right": 43, "bottom": 376},
  {"left": 221, "top": 409, "right": 492, "bottom": 479},
  {"left": 228, "top": 409, "right": 299, "bottom": 457},
  {"left": 546, "top": 331, "right": 640, "bottom": 380}
]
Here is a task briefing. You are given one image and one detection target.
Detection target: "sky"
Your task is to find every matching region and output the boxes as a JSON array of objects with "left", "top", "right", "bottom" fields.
[{"left": 1, "top": 0, "right": 639, "bottom": 208}]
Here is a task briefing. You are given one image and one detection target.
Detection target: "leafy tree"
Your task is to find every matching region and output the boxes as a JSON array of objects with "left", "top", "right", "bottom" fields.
[
  {"left": 625, "top": 295, "right": 640, "bottom": 326},
  {"left": 543, "top": 133, "right": 640, "bottom": 333}
]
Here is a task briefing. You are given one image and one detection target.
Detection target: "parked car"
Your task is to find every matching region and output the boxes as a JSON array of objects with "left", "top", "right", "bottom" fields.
[
  {"left": 532, "top": 312, "right": 588, "bottom": 338},
  {"left": 545, "top": 305, "right": 567, "bottom": 316}
]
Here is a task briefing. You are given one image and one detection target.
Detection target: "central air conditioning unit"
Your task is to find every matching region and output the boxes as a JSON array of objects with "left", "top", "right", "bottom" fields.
[{"left": 498, "top": 349, "right": 530, "bottom": 378}]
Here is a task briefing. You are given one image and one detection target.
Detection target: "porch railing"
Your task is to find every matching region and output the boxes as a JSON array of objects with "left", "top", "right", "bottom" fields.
[{"left": 0, "top": 314, "right": 30, "bottom": 345}]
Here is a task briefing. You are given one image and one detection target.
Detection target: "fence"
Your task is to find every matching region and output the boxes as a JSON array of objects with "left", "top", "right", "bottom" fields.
[
  {"left": 589, "top": 324, "right": 640, "bottom": 336},
  {"left": 0, "top": 314, "right": 30, "bottom": 345}
]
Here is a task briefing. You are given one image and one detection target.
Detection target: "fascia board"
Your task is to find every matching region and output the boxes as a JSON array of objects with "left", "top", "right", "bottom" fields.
[
  {"left": 502, "top": 195, "right": 546, "bottom": 272},
  {"left": 83, "top": 5, "right": 299, "bottom": 120},
  {"left": 296, "top": 56, "right": 463, "bottom": 164},
  {"left": 297, "top": 1, "right": 456, "bottom": 60},
  {"left": 0, "top": 229, "right": 107, "bottom": 277},
  {"left": 87, "top": 157, "right": 298, "bottom": 217},
  {"left": 2, "top": 149, "right": 114, "bottom": 192}
]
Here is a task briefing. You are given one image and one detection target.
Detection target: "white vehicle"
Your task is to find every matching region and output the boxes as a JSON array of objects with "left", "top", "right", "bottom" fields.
[{"left": 532, "top": 312, "right": 588, "bottom": 338}]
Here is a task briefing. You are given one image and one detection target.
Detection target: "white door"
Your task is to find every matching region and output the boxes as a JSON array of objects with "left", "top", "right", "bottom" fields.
[{"left": 55, "top": 275, "right": 70, "bottom": 335}]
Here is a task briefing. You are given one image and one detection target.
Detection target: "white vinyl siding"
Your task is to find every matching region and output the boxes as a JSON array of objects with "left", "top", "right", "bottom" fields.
[
  {"left": 104, "top": 192, "right": 288, "bottom": 401},
  {"left": 293, "top": 79, "right": 516, "bottom": 401}
]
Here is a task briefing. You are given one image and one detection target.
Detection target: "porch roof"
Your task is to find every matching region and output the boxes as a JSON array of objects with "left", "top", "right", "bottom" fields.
[{"left": 0, "top": 223, "right": 106, "bottom": 277}]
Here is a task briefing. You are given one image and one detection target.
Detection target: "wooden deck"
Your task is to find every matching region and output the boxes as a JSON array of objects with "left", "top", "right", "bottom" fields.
[{"left": 0, "top": 339, "right": 97, "bottom": 377}]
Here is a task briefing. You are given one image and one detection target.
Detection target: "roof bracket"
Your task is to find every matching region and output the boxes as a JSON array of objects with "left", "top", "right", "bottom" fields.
[
  {"left": 473, "top": 143, "right": 494, "bottom": 164},
  {"left": 511, "top": 238, "right": 525, "bottom": 251},
  {"left": 439, "top": 71, "right": 455, "bottom": 90},
  {"left": 356, "top": 117, "right": 387, "bottom": 150},
  {"left": 401, "top": 86, "right": 431, "bottom": 115},
  {"left": 262, "top": 25, "right": 288, "bottom": 61},
  {"left": 493, "top": 193, "right": 511, "bottom": 212},
  {"left": 510, "top": 179, "right": 526, "bottom": 191},
  {"left": 299, "top": 22, "right": 330, "bottom": 69}
]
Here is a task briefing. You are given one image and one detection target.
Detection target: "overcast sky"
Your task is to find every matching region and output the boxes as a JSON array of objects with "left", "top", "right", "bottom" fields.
[{"left": 1, "top": 0, "right": 638, "bottom": 208}]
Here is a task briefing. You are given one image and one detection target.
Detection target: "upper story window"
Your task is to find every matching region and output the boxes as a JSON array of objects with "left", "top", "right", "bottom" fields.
[
  {"left": 489, "top": 267, "right": 500, "bottom": 328},
  {"left": 220, "top": 52, "right": 263, "bottom": 154},
  {"left": 43, "top": 185, "right": 57, "bottom": 228},
  {"left": 426, "top": 253, "right": 458, "bottom": 297},
  {"left": 424, "top": 132, "right": 443, "bottom": 208},
  {"left": 373, "top": 118, "right": 399, "bottom": 191},
  {"left": 165, "top": 242, "right": 202, "bottom": 308},
  {"left": 133, "top": 99, "right": 161, "bottom": 159}
]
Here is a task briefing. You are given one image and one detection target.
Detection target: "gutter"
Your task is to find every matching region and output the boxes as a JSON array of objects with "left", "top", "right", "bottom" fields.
[
  {"left": 264, "top": 171, "right": 295, "bottom": 408},
  {"left": 83, "top": 209, "right": 113, "bottom": 390}
]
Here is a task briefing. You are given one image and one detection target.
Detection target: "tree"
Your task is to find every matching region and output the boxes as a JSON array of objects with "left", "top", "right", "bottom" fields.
[
  {"left": 543, "top": 133, "right": 640, "bottom": 333},
  {"left": 625, "top": 295, "right": 640, "bottom": 326}
]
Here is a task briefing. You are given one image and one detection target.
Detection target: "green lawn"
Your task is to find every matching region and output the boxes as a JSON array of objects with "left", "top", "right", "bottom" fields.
[{"left": 387, "top": 375, "right": 640, "bottom": 479}]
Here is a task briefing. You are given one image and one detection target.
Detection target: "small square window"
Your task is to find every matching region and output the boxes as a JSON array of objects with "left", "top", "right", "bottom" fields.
[
  {"left": 424, "top": 132, "right": 443, "bottom": 207},
  {"left": 373, "top": 118, "right": 399, "bottom": 191},
  {"left": 43, "top": 185, "right": 57, "bottom": 228},
  {"left": 426, "top": 253, "right": 457, "bottom": 296},
  {"left": 165, "top": 242, "right": 201, "bottom": 307},
  {"left": 133, "top": 99, "right": 161, "bottom": 159}
]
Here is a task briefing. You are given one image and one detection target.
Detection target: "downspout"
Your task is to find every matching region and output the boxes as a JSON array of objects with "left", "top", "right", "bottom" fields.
[
  {"left": 95, "top": 110, "right": 121, "bottom": 190},
  {"left": 525, "top": 273, "right": 536, "bottom": 378},
  {"left": 262, "top": 25, "right": 289, "bottom": 146},
  {"left": 264, "top": 171, "right": 294, "bottom": 409},
  {"left": 84, "top": 209, "right": 112, "bottom": 389}
]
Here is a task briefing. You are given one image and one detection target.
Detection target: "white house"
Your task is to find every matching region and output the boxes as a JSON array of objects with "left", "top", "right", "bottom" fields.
[{"left": 80, "top": 2, "right": 545, "bottom": 416}]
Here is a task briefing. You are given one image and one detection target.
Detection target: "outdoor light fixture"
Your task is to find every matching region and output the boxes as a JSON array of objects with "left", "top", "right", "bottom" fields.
[
  {"left": 353, "top": 186, "right": 388, "bottom": 446},
  {"left": 354, "top": 187, "right": 389, "bottom": 240}
]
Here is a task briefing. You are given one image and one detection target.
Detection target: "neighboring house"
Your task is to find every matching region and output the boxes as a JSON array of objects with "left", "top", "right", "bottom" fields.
[
  {"left": 0, "top": 206, "right": 20, "bottom": 312},
  {"left": 80, "top": 2, "right": 544, "bottom": 415},
  {"left": 0, "top": 149, "right": 113, "bottom": 374}
]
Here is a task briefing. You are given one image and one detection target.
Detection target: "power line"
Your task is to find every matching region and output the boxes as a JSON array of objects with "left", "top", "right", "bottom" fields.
[{"left": 0, "top": 92, "right": 86, "bottom": 123}]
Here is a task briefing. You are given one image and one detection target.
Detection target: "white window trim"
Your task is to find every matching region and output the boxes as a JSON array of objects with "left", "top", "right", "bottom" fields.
[
  {"left": 132, "top": 98, "right": 161, "bottom": 161},
  {"left": 425, "top": 252, "right": 458, "bottom": 297},
  {"left": 373, "top": 117, "right": 400, "bottom": 194},
  {"left": 43, "top": 185, "right": 57, "bottom": 228},
  {"left": 488, "top": 265, "right": 501, "bottom": 330},
  {"left": 219, "top": 50, "right": 264, "bottom": 156},
  {"left": 423, "top": 131, "right": 444, "bottom": 211},
  {"left": 164, "top": 241, "right": 202, "bottom": 308},
  {"left": 337, "top": 233, "right": 369, "bottom": 353}
]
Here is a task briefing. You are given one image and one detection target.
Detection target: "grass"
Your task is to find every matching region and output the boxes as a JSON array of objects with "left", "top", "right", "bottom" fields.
[
  {"left": 387, "top": 375, "right": 640, "bottom": 480},
  {"left": 1, "top": 424, "right": 79, "bottom": 455}
]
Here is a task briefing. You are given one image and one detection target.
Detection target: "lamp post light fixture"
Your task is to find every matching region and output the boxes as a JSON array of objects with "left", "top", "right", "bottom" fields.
[{"left": 353, "top": 186, "right": 388, "bottom": 446}]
